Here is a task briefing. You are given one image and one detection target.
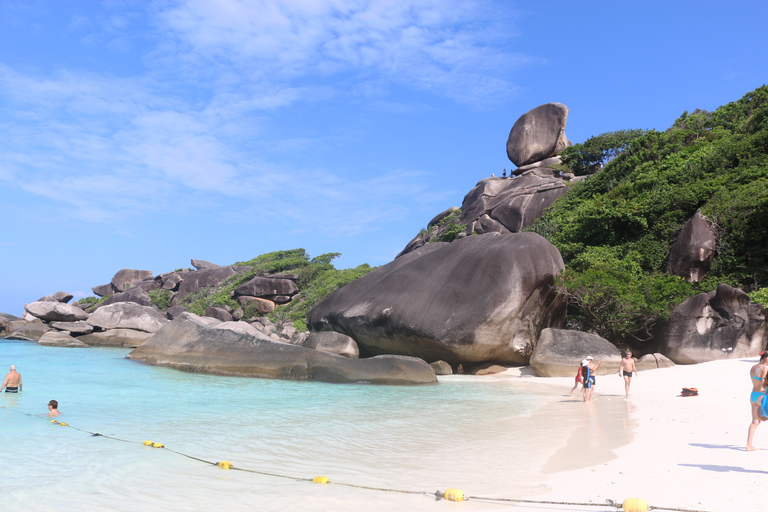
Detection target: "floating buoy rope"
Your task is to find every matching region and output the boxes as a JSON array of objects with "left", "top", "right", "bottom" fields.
[{"left": 0, "top": 406, "right": 711, "bottom": 511}]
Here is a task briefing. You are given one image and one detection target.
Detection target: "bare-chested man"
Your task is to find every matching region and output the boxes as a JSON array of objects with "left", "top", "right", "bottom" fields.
[
  {"left": 619, "top": 351, "right": 638, "bottom": 397},
  {"left": 1, "top": 364, "right": 22, "bottom": 393}
]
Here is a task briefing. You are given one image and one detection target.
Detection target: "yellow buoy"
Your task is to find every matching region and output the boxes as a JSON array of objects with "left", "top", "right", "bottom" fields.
[
  {"left": 218, "top": 461, "right": 233, "bottom": 469},
  {"left": 51, "top": 420, "right": 58, "bottom": 424},
  {"left": 152, "top": 442, "right": 164, "bottom": 448},
  {"left": 59, "top": 422, "right": 68, "bottom": 426},
  {"left": 312, "top": 476, "right": 330, "bottom": 484},
  {"left": 143, "top": 440, "right": 154, "bottom": 446},
  {"left": 623, "top": 498, "right": 648, "bottom": 512},
  {"left": 443, "top": 489, "right": 464, "bottom": 502}
]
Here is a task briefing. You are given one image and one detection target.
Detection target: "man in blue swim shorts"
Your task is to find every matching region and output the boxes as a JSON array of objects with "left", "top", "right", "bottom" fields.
[{"left": 582, "top": 356, "right": 601, "bottom": 402}]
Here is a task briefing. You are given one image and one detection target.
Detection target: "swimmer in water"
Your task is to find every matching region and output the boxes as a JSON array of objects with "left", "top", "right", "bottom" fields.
[{"left": 47, "top": 400, "right": 61, "bottom": 416}]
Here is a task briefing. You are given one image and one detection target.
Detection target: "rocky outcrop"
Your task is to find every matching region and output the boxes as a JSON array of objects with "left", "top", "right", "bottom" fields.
[
  {"left": 172, "top": 266, "right": 236, "bottom": 303},
  {"left": 430, "top": 360, "right": 453, "bottom": 375},
  {"left": 78, "top": 329, "right": 152, "bottom": 348},
  {"left": 0, "top": 313, "right": 20, "bottom": 334},
  {"left": 660, "top": 284, "right": 766, "bottom": 364},
  {"left": 87, "top": 302, "right": 169, "bottom": 333},
  {"left": 506, "top": 103, "right": 570, "bottom": 167},
  {"left": 51, "top": 321, "right": 93, "bottom": 335},
  {"left": 112, "top": 269, "right": 153, "bottom": 292},
  {"left": 300, "top": 331, "right": 360, "bottom": 358},
  {"left": 52, "top": 291, "right": 74, "bottom": 303},
  {"left": 308, "top": 233, "right": 566, "bottom": 365},
  {"left": 191, "top": 259, "right": 221, "bottom": 270},
  {"left": 38, "top": 331, "right": 89, "bottom": 348},
  {"left": 127, "top": 313, "right": 437, "bottom": 385},
  {"left": 234, "top": 277, "right": 298, "bottom": 301},
  {"left": 3, "top": 320, "right": 51, "bottom": 341},
  {"left": 98, "top": 287, "right": 153, "bottom": 309},
  {"left": 24, "top": 301, "right": 89, "bottom": 323},
  {"left": 667, "top": 210, "right": 716, "bottom": 283},
  {"left": 204, "top": 306, "right": 233, "bottom": 323},
  {"left": 529, "top": 328, "right": 621, "bottom": 377}
]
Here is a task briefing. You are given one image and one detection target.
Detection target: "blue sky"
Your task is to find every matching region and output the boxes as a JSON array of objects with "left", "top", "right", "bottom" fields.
[{"left": 1, "top": 0, "right": 766, "bottom": 316}]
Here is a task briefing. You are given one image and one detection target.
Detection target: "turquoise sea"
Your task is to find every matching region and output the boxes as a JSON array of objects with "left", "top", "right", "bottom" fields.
[{"left": 1, "top": 339, "right": 603, "bottom": 512}]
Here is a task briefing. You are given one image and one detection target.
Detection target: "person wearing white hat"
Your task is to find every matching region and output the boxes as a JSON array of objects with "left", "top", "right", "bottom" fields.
[{"left": 582, "top": 356, "right": 601, "bottom": 402}]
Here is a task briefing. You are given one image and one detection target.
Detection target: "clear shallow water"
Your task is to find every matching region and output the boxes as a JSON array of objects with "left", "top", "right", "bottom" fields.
[{"left": 2, "top": 339, "right": 568, "bottom": 512}]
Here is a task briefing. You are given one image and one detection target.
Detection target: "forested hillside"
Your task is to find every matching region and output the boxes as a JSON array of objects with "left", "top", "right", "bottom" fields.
[{"left": 532, "top": 86, "right": 768, "bottom": 348}]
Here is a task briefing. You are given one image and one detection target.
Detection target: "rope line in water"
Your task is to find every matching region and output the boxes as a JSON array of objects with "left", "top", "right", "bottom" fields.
[{"left": 0, "top": 406, "right": 712, "bottom": 512}]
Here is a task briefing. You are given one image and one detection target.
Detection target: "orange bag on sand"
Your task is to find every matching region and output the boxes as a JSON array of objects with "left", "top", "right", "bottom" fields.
[{"left": 680, "top": 387, "right": 699, "bottom": 396}]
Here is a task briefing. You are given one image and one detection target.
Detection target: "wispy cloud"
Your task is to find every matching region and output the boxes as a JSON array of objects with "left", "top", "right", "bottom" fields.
[{"left": 0, "top": 0, "right": 522, "bottom": 236}]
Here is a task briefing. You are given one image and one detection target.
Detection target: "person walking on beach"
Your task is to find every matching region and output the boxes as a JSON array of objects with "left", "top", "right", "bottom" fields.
[
  {"left": 1, "top": 364, "right": 22, "bottom": 393},
  {"left": 746, "top": 352, "right": 768, "bottom": 451},
  {"left": 619, "top": 350, "right": 638, "bottom": 397},
  {"left": 568, "top": 360, "right": 586, "bottom": 396},
  {"left": 47, "top": 400, "right": 61, "bottom": 416},
  {"left": 582, "top": 356, "right": 601, "bottom": 402}
]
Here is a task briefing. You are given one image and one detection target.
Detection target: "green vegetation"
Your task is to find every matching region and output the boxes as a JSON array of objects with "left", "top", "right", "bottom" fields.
[
  {"left": 531, "top": 85, "right": 768, "bottom": 346},
  {"left": 76, "top": 295, "right": 111, "bottom": 312}
]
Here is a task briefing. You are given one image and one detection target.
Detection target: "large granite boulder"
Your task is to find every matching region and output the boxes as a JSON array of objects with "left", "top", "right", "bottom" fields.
[
  {"left": 301, "top": 331, "right": 360, "bottom": 358},
  {"left": 0, "top": 312, "right": 20, "bottom": 334},
  {"left": 87, "top": 302, "right": 170, "bottom": 333},
  {"left": 24, "top": 301, "right": 89, "bottom": 322},
  {"left": 161, "top": 273, "right": 184, "bottom": 291},
  {"left": 112, "top": 269, "right": 153, "bottom": 292},
  {"left": 660, "top": 284, "right": 766, "bottom": 364},
  {"left": 308, "top": 233, "right": 566, "bottom": 365},
  {"left": 78, "top": 328, "right": 152, "bottom": 348},
  {"left": 92, "top": 283, "right": 116, "bottom": 297},
  {"left": 97, "top": 287, "right": 154, "bottom": 308},
  {"left": 234, "top": 277, "right": 298, "bottom": 299},
  {"left": 506, "top": 103, "right": 570, "bottom": 167},
  {"left": 127, "top": 313, "right": 436, "bottom": 385},
  {"left": 3, "top": 320, "right": 51, "bottom": 341},
  {"left": 52, "top": 291, "right": 74, "bottom": 303},
  {"left": 666, "top": 210, "right": 716, "bottom": 283},
  {"left": 529, "top": 328, "right": 621, "bottom": 377},
  {"left": 204, "top": 306, "right": 233, "bottom": 322},
  {"left": 191, "top": 259, "right": 221, "bottom": 270},
  {"left": 397, "top": 169, "right": 571, "bottom": 258},
  {"left": 38, "top": 331, "right": 90, "bottom": 348},
  {"left": 51, "top": 321, "right": 93, "bottom": 335},
  {"left": 172, "top": 266, "right": 236, "bottom": 303},
  {"left": 636, "top": 353, "right": 675, "bottom": 371}
]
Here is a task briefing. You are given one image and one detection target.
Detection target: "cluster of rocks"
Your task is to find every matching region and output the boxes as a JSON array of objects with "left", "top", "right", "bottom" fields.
[
  {"left": 0, "top": 258, "right": 306, "bottom": 348},
  {"left": 399, "top": 103, "right": 584, "bottom": 257}
]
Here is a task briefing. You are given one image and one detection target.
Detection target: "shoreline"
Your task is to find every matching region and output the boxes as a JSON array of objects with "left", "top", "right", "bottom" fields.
[{"left": 489, "top": 357, "right": 765, "bottom": 511}]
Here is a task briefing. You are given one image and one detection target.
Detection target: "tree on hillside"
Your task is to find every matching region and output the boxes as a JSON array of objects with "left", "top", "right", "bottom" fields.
[{"left": 557, "top": 129, "right": 646, "bottom": 176}]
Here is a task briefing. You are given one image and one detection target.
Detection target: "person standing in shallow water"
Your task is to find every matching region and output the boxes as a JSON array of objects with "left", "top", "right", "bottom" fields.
[
  {"left": 1, "top": 364, "right": 22, "bottom": 393},
  {"left": 582, "top": 356, "right": 601, "bottom": 402},
  {"left": 618, "top": 350, "right": 638, "bottom": 397},
  {"left": 746, "top": 352, "right": 768, "bottom": 451}
]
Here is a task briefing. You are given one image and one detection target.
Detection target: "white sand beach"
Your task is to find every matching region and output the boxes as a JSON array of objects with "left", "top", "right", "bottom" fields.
[{"left": 488, "top": 357, "right": 765, "bottom": 512}]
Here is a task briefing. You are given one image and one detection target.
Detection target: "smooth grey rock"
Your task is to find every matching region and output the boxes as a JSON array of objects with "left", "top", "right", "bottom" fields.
[
  {"left": 234, "top": 277, "right": 298, "bottom": 299},
  {"left": 515, "top": 156, "right": 563, "bottom": 173},
  {"left": 52, "top": 291, "right": 74, "bottom": 303},
  {"left": 127, "top": 313, "right": 437, "bottom": 385},
  {"left": 0, "top": 312, "right": 20, "bottom": 334},
  {"left": 111, "top": 269, "right": 153, "bottom": 293},
  {"left": 236, "top": 296, "right": 276, "bottom": 314},
  {"left": 3, "top": 320, "right": 51, "bottom": 341},
  {"left": 660, "top": 284, "right": 766, "bottom": 364},
  {"left": 469, "top": 364, "right": 508, "bottom": 376},
  {"left": 507, "top": 103, "right": 570, "bottom": 167},
  {"left": 78, "top": 328, "right": 152, "bottom": 348},
  {"left": 25, "top": 301, "right": 89, "bottom": 322},
  {"left": 204, "top": 306, "right": 233, "bottom": 322},
  {"left": 308, "top": 233, "right": 566, "bottom": 365},
  {"left": 173, "top": 266, "right": 236, "bottom": 303},
  {"left": 264, "top": 273, "right": 299, "bottom": 281},
  {"left": 530, "top": 328, "right": 621, "bottom": 377},
  {"left": 166, "top": 306, "right": 188, "bottom": 319},
  {"left": 21, "top": 311, "right": 39, "bottom": 322},
  {"left": 92, "top": 283, "right": 116, "bottom": 297},
  {"left": 38, "top": 331, "right": 90, "bottom": 348},
  {"left": 161, "top": 273, "right": 183, "bottom": 291},
  {"left": 97, "top": 287, "right": 153, "bottom": 308},
  {"left": 281, "top": 325, "right": 297, "bottom": 340},
  {"left": 215, "top": 321, "right": 262, "bottom": 337},
  {"left": 291, "top": 331, "right": 310, "bottom": 345},
  {"left": 667, "top": 210, "right": 716, "bottom": 283},
  {"left": 429, "top": 360, "right": 453, "bottom": 375},
  {"left": 87, "top": 302, "right": 170, "bottom": 333},
  {"left": 51, "top": 321, "right": 93, "bottom": 335},
  {"left": 37, "top": 295, "right": 58, "bottom": 302},
  {"left": 303, "top": 331, "right": 359, "bottom": 358},
  {"left": 636, "top": 353, "right": 675, "bottom": 371},
  {"left": 191, "top": 259, "right": 221, "bottom": 270}
]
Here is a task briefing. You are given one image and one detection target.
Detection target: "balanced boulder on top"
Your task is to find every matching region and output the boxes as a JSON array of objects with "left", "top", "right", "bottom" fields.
[{"left": 506, "top": 103, "right": 570, "bottom": 167}]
